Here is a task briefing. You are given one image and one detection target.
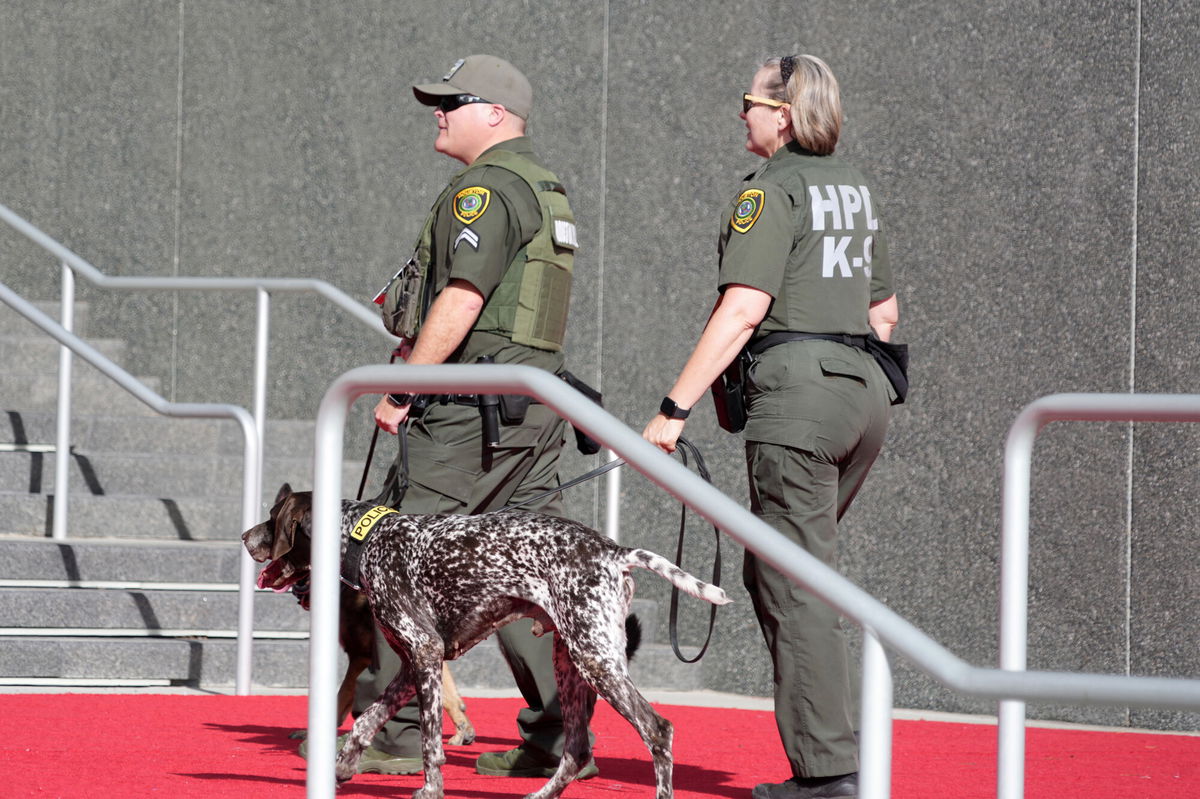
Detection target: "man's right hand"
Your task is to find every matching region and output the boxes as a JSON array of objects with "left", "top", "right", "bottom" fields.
[{"left": 374, "top": 396, "right": 409, "bottom": 434}]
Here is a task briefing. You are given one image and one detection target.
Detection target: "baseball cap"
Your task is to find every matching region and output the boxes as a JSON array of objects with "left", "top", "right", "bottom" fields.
[{"left": 413, "top": 55, "right": 533, "bottom": 119}]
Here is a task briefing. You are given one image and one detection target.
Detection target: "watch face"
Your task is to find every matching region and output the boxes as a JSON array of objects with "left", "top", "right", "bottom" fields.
[{"left": 660, "top": 397, "right": 688, "bottom": 419}]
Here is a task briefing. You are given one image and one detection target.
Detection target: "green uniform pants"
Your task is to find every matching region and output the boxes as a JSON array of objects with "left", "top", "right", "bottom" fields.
[
  {"left": 353, "top": 400, "right": 595, "bottom": 758},
  {"left": 741, "top": 343, "right": 891, "bottom": 779}
]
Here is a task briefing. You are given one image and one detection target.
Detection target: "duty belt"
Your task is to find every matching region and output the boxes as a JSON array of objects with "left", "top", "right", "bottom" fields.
[
  {"left": 747, "top": 331, "right": 868, "bottom": 357},
  {"left": 434, "top": 393, "right": 540, "bottom": 408}
]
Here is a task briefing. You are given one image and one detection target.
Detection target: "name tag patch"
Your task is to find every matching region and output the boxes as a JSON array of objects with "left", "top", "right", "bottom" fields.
[{"left": 552, "top": 219, "right": 578, "bottom": 249}]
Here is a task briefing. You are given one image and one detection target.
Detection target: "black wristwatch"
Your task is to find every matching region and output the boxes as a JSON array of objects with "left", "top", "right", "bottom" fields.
[
  {"left": 386, "top": 393, "right": 414, "bottom": 408},
  {"left": 659, "top": 396, "right": 691, "bottom": 420}
]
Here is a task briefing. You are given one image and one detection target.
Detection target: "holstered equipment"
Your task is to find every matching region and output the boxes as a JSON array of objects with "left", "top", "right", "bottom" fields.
[
  {"left": 558, "top": 370, "right": 603, "bottom": 455},
  {"left": 710, "top": 348, "right": 752, "bottom": 434},
  {"left": 476, "top": 355, "right": 502, "bottom": 448}
]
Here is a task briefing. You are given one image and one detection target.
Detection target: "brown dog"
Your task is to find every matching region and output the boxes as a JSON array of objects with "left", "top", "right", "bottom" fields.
[{"left": 257, "top": 484, "right": 475, "bottom": 746}]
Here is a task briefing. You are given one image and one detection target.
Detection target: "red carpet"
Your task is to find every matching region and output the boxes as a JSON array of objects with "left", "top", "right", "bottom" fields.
[{"left": 0, "top": 694, "right": 1195, "bottom": 798}]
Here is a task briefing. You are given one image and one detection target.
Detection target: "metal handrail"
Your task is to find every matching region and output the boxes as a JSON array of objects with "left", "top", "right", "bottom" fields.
[
  {"left": 0, "top": 281, "right": 261, "bottom": 693},
  {"left": 998, "top": 392, "right": 1200, "bottom": 799},
  {"left": 0, "top": 199, "right": 396, "bottom": 545},
  {"left": 305, "top": 364, "right": 1200, "bottom": 799},
  {"left": 1, "top": 200, "right": 622, "bottom": 698},
  {"left": 0, "top": 199, "right": 397, "bottom": 696}
]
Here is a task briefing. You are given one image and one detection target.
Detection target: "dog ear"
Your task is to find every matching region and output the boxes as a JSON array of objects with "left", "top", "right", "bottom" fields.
[
  {"left": 274, "top": 483, "right": 293, "bottom": 506},
  {"left": 268, "top": 496, "right": 300, "bottom": 561}
]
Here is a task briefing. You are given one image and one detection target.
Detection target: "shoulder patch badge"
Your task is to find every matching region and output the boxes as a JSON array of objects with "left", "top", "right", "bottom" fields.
[
  {"left": 453, "top": 186, "right": 490, "bottom": 224},
  {"left": 731, "top": 188, "right": 765, "bottom": 234}
]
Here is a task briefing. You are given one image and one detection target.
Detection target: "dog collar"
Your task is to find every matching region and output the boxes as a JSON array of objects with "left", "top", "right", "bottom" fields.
[{"left": 342, "top": 505, "right": 399, "bottom": 591}]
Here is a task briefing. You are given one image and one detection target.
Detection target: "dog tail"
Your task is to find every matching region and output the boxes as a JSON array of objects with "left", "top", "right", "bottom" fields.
[
  {"left": 625, "top": 614, "right": 642, "bottom": 660},
  {"left": 627, "top": 549, "right": 732, "bottom": 606}
]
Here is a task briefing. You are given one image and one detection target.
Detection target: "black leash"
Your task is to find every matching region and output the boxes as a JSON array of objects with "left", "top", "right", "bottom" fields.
[
  {"left": 666, "top": 436, "right": 722, "bottom": 663},
  {"left": 356, "top": 347, "right": 408, "bottom": 504},
  {"left": 359, "top": 399, "right": 723, "bottom": 663},
  {"left": 494, "top": 455, "right": 625, "bottom": 514}
]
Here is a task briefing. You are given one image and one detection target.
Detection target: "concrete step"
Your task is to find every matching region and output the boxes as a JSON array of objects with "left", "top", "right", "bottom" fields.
[
  {"left": 0, "top": 536, "right": 245, "bottom": 582},
  {"left": 1, "top": 411, "right": 226, "bottom": 456},
  {"left": 0, "top": 411, "right": 321, "bottom": 460},
  {"left": 0, "top": 301, "right": 90, "bottom": 336},
  {"left": 0, "top": 634, "right": 522, "bottom": 691},
  {"left": 0, "top": 585, "right": 308, "bottom": 633},
  {"left": 0, "top": 630, "right": 697, "bottom": 692},
  {"left": 0, "top": 335, "right": 126, "bottom": 372},
  {"left": 0, "top": 636, "right": 327, "bottom": 688},
  {"left": 0, "top": 494, "right": 250, "bottom": 539},
  {"left": 0, "top": 451, "right": 364, "bottom": 498},
  {"left": 0, "top": 371, "right": 167, "bottom": 415}
]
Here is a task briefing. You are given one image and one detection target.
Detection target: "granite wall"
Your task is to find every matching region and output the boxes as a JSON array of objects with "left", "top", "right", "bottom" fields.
[{"left": 2, "top": 0, "right": 1196, "bottom": 730}]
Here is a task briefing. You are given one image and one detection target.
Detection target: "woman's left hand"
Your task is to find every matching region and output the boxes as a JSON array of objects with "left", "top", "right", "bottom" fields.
[{"left": 643, "top": 414, "right": 686, "bottom": 454}]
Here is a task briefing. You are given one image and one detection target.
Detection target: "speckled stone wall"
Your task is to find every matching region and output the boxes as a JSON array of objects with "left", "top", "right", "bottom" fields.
[{"left": 2, "top": 0, "right": 1196, "bottom": 731}]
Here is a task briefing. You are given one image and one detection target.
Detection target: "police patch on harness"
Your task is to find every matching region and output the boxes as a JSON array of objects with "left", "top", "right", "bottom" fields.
[
  {"left": 351, "top": 505, "right": 398, "bottom": 542},
  {"left": 731, "top": 189, "right": 765, "bottom": 234},
  {"left": 453, "top": 187, "right": 491, "bottom": 224}
]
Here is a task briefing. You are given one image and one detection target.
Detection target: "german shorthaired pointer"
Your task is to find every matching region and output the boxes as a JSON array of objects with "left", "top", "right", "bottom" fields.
[
  {"left": 261, "top": 490, "right": 475, "bottom": 746},
  {"left": 243, "top": 484, "right": 730, "bottom": 799}
]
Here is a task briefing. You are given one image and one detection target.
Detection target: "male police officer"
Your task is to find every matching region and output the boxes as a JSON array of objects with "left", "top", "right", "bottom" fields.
[{"left": 339, "top": 55, "right": 594, "bottom": 779}]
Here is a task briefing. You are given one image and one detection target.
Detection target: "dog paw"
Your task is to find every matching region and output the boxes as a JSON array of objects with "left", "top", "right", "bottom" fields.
[
  {"left": 446, "top": 721, "right": 476, "bottom": 746},
  {"left": 334, "top": 761, "right": 357, "bottom": 785}
]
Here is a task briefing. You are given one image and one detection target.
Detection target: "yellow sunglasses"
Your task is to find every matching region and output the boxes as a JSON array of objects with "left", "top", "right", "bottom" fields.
[{"left": 742, "top": 93, "right": 789, "bottom": 113}]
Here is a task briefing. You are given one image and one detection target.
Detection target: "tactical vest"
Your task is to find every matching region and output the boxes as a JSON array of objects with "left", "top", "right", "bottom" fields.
[
  {"left": 472, "top": 149, "right": 577, "bottom": 351},
  {"left": 382, "top": 148, "right": 577, "bottom": 351}
]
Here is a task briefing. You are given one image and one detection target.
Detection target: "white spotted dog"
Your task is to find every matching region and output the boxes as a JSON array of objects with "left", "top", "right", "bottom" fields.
[{"left": 242, "top": 484, "right": 731, "bottom": 799}]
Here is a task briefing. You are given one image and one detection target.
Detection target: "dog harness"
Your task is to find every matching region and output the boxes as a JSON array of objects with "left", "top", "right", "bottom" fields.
[{"left": 341, "top": 505, "right": 399, "bottom": 591}]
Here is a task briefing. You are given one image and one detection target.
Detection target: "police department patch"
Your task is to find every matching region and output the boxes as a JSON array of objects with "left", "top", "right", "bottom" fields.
[
  {"left": 731, "top": 188, "right": 765, "bottom": 234},
  {"left": 453, "top": 187, "right": 490, "bottom": 224}
]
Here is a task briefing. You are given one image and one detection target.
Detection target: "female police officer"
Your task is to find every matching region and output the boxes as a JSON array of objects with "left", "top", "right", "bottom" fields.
[{"left": 644, "top": 55, "right": 899, "bottom": 799}]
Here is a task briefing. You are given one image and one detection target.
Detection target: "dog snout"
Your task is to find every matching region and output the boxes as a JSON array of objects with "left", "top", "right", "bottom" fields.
[{"left": 242, "top": 522, "right": 274, "bottom": 561}]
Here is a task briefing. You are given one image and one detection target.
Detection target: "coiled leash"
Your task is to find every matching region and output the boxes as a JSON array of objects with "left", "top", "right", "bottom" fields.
[
  {"left": 497, "top": 436, "right": 723, "bottom": 664},
  {"left": 666, "top": 437, "right": 722, "bottom": 663}
]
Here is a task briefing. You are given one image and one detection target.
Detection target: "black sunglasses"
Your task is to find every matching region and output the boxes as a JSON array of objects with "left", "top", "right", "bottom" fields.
[{"left": 437, "top": 94, "right": 490, "bottom": 113}]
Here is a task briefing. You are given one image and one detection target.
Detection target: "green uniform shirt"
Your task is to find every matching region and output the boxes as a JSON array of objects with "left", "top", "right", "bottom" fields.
[
  {"left": 719, "top": 143, "right": 895, "bottom": 448},
  {"left": 427, "top": 136, "right": 564, "bottom": 372},
  {"left": 717, "top": 142, "right": 893, "bottom": 337}
]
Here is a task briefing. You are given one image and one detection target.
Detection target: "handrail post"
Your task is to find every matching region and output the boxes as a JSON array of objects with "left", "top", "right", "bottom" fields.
[
  {"left": 235, "top": 407, "right": 262, "bottom": 696},
  {"left": 52, "top": 262, "right": 75, "bottom": 540},
  {"left": 253, "top": 288, "right": 270, "bottom": 480},
  {"left": 859, "top": 628, "right": 893, "bottom": 799},
  {"left": 235, "top": 288, "right": 271, "bottom": 695},
  {"left": 998, "top": 409, "right": 1038, "bottom": 799},
  {"left": 604, "top": 448, "right": 621, "bottom": 542}
]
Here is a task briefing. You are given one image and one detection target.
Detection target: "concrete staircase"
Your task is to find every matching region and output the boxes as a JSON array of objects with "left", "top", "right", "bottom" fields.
[{"left": 0, "top": 300, "right": 701, "bottom": 693}]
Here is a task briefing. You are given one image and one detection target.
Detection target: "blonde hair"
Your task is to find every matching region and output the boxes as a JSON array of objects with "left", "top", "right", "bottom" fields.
[{"left": 762, "top": 54, "right": 842, "bottom": 155}]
